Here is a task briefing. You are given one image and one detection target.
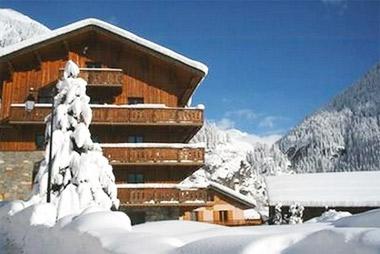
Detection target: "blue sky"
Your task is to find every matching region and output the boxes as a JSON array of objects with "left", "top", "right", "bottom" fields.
[{"left": 1, "top": 0, "right": 379, "bottom": 138}]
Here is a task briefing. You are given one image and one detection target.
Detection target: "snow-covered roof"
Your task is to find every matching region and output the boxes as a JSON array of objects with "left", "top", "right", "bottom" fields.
[
  {"left": 243, "top": 209, "right": 261, "bottom": 220},
  {"left": 0, "top": 18, "right": 208, "bottom": 75},
  {"left": 208, "top": 181, "right": 256, "bottom": 208},
  {"left": 266, "top": 171, "right": 380, "bottom": 207}
]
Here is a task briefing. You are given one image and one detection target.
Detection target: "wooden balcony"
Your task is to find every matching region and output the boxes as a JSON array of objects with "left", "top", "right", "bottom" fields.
[
  {"left": 212, "top": 219, "right": 262, "bottom": 227},
  {"left": 118, "top": 187, "right": 209, "bottom": 207},
  {"left": 7, "top": 104, "right": 203, "bottom": 126},
  {"left": 101, "top": 144, "right": 205, "bottom": 166},
  {"left": 59, "top": 68, "right": 124, "bottom": 87}
]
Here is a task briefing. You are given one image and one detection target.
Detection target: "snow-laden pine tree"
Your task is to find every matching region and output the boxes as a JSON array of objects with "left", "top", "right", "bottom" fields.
[
  {"left": 31, "top": 61, "right": 119, "bottom": 219},
  {"left": 272, "top": 203, "right": 283, "bottom": 225},
  {"left": 188, "top": 121, "right": 291, "bottom": 211},
  {"left": 278, "top": 63, "right": 380, "bottom": 173},
  {"left": 288, "top": 203, "right": 304, "bottom": 224},
  {"left": 0, "top": 8, "right": 50, "bottom": 48}
]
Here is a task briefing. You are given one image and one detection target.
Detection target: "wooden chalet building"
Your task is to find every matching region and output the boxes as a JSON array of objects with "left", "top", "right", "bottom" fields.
[
  {"left": 266, "top": 171, "right": 380, "bottom": 222},
  {"left": 0, "top": 18, "right": 258, "bottom": 225}
]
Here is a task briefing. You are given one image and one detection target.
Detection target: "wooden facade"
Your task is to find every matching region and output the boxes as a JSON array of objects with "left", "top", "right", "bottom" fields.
[{"left": 0, "top": 19, "right": 257, "bottom": 226}]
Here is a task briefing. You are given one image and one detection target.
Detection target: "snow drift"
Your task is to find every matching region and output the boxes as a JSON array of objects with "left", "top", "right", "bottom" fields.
[{"left": 1, "top": 202, "right": 380, "bottom": 254}]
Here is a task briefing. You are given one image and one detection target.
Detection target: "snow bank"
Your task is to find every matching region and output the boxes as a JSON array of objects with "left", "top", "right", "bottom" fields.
[
  {"left": 244, "top": 209, "right": 261, "bottom": 220},
  {"left": 333, "top": 209, "right": 380, "bottom": 228},
  {"left": 306, "top": 209, "right": 352, "bottom": 223},
  {"left": 2, "top": 205, "right": 380, "bottom": 253},
  {"left": 0, "top": 201, "right": 131, "bottom": 254}
]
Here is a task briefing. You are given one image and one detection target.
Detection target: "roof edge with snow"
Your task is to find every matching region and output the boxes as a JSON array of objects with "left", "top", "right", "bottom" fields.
[
  {"left": 265, "top": 171, "right": 380, "bottom": 207},
  {"left": 0, "top": 18, "right": 208, "bottom": 76}
]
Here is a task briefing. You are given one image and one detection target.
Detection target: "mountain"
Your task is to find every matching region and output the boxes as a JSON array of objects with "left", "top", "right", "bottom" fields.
[
  {"left": 186, "top": 122, "right": 291, "bottom": 210},
  {"left": 188, "top": 63, "right": 380, "bottom": 210},
  {"left": 0, "top": 8, "right": 50, "bottom": 48},
  {"left": 278, "top": 63, "right": 380, "bottom": 173}
]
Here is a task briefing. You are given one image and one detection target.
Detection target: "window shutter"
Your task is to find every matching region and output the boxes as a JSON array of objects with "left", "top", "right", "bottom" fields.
[
  {"left": 213, "top": 211, "right": 220, "bottom": 222},
  {"left": 227, "top": 210, "right": 233, "bottom": 221}
]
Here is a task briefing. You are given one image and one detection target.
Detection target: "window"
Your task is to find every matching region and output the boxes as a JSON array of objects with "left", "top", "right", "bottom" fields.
[
  {"left": 37, "top": 86, "right": 55, "bottom": 103},
  {"left": 92, "top": 135, "right": 101, "bottom": 143},
  {"left": 128, "top": 97, "right": 144, "bottom": 105},
  {"left": 128, "top": 135, "right": 143, "bottom": 143},
  {"left": 35, "top": 133, "right": 45, "bottom": 150},
  {"left": 127, "top": 173, "right": 144, "bottom": 183},
  {"left": 86, "top": 61, "right": 102, "bottom": 68},
  {"left": 219, "top": 210, "right": 228, "bottom": 222}
]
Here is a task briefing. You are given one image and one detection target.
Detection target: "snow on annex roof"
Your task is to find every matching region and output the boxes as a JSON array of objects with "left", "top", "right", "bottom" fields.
[
  {"left": 265, "top": 171, "right": 380, "bottom": 207},
  {"left": 0, "top": 18, "right": 208, "bottom": 75}
]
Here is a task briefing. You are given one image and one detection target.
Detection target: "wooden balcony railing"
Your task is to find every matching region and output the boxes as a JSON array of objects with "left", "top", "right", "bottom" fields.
[
  {"left": 7, "top": 105, "right": 203, "bottom": 126},
  {"left": 101, "top": 145, "right": 205, "bottom": 165},
  {"left": 118, "top": 187, "right": 209, "bottom": 206},
  {"left": 59, "top": 68, "right": 124, "bottom": 87},
  {"left": 212, "top": 219, "right": 262, "bottom": 226}
]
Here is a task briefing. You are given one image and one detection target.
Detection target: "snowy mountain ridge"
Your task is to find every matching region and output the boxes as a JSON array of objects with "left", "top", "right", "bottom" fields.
[
  {"left": 0, "top": 8, "right": 50, "bottom": 48},
  {"left": 188, "top": 62, "right": 380, "bottom": 209},
  {"left": 187, "top": 122, "right": 291, "bottom": 210},
  {"left": 278, "top": 63, "right": 380, "bottom": 173}
]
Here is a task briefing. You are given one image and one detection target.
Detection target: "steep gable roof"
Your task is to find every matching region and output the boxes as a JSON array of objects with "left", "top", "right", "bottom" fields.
[{"left": 0, "top": 18, "right": 208, "bottom": 75}]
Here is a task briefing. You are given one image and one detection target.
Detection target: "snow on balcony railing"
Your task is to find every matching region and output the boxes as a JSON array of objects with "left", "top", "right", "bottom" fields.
[
  {"left": 58, "top": 68, "right": 124, "bottom": 87},
  {"left": 101, "top": 144, "right": 205, "bottom": 165},
  {"left": 10, "top": 103, "right": 205, "bottom": 109},
  {"left": 100, "top": 143, "right": 205, "bottom": 149},
  {"left": 116, "top": 183, "right": 207, "bottom": 189},
  {"left": 8, "top": 104, "right": 204, "bottom": 125},
  {"left": 117, "top": 187, "right": 209, "bottom": 206}
]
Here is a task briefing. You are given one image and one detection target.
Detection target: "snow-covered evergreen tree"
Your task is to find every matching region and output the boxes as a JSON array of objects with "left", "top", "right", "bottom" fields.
[
  {"left": 278, "top": 63, "right": 380, "bottom": 173},
  {"left": 288, "top": 203, "right": 304, "bottom": 224},
  {"left": 187, "top": 121, "right": 291, "bottom": 211},
  {"left": 0, "top": 8, "right": 50, "bottom": 48},
  {"left": 31, "top": 61, "right": 119, "bottom": 219},
  {"left": 273, "top": 203, "right": 283, "bottom": 225}
]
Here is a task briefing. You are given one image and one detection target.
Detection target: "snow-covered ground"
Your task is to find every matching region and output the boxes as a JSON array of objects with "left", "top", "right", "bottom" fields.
[{"left": 1, "top": 201, "right": 380, "bottom": 254}]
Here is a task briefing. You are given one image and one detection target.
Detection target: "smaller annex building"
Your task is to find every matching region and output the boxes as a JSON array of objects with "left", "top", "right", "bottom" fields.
[
  {"left": 118, "top": 181, "right": 261, "bottom": 226},
  {"left": 265, "top": 171, "right": 380, "bottom": 221}
]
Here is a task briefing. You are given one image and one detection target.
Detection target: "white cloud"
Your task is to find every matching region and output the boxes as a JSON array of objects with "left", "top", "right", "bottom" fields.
[
  {"left": 321, "top": 0, "right": 348, "bottom": 16},
  {"left": 244, "top": 132, "right": 283, "bottom": 146},
  {"left": 215, "top": 118, "right": 235, "bottom": 130},
  {"left": 258, "top": 116, "right": 286, "bottom": 129},
  {"left": 225, "top": 109, "right": 258, "bottom": 121}
]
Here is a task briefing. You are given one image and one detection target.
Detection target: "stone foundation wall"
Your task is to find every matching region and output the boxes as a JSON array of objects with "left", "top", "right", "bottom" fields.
[
  {"left": 0, "top": 151, "right": 44, "bottom": 201},
  {"left": 120, "top": 207, "right": 181, "bottom": 225}
]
